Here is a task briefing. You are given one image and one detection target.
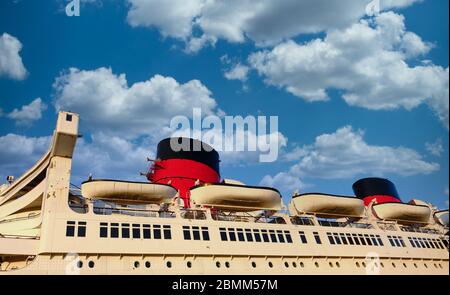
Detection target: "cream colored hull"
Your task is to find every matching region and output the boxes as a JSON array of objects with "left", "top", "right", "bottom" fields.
[
  {"left": 190, "top": 184, "right": 282, "bottom": 211},
  {"left": 290, "top": 194, "right": 365, "bottom": 218},
  {"left": 373, "top": 203, "right": 431, "bottom": 224},
  {"left": 81, "top": 180, "right": 178, "bottom": 204}
]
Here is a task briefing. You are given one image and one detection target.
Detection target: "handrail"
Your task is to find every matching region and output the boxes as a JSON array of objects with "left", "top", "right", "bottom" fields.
[{"left": 0, "top": 212, "right": 41, "bottom": 225}]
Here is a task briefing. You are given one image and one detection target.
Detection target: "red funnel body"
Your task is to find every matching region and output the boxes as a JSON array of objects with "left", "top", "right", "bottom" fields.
[
  {"left": 352, "top": 178, "right": 402, "bottom": 206},
  {"left": 147, "top": 138, "right": 221, "bottom": 207}
]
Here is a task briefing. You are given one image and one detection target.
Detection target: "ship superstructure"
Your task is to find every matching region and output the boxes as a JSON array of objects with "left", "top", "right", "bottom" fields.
[{"left": 0, "top": 112, "right": 448, "bottom": 274}]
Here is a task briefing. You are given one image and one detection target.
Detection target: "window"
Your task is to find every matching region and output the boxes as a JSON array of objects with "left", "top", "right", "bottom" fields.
[
  {"left": 377, "top": 235, "right": 384, "bottom": 246},
  {"left": 346, "top": 233, "right": 354, "bottom": 245},
  {"left": 66, "top": 221, "right": 76, "bottom": 237},
  {"left": 364, "top": 234, "right": 373, "bottom": 246},
  {"left": 192, "top": 226, "right": 201, "bottom": 241},
  {"left": 143, "top": 225, "right": 151, "bottom": 239},
  {"left": 201, "top": 227, "right": 209, "bottom": 241},
  {"left": 333, "top": 233, "right": 341, "bottom": 245},
  {"left": 132, "top": 224, "right": 141, "bottom": 239},
  {"left": 219, "top": 228, "right": 227, "bottom": 241},
  {"left": 122, "top": 224, "right": 130, "bottom": 238},
  {"left": 269, "top": 230, "right": 278, "bottom": 243},
  {"left": 183, "top": 226, "right": 191, "bottom": 240},
  {"left": 253, "top": 229, "right": 262, "bottom": 242},
  {"left": 313, "top": 232, "right": 322, "bottom": 244},
  {"left": 358, "top": 234, "right": 366, "bottom": 245},
  {"left": 245, "top": 229, "right": 253, "bottom": 242},
  {"left": 164, "top": 225, "right": 172, "bottom": 240},
  {"left": 228, "top": 228, "right": 237, "bottom": 241},
  {"left": 340, "top": 233, "right": 348, "bottom": 245},
  {"left": 261, "top": 230, "right": 270, "bottom": 243},
  {"left": 277, "top": 230, "right": 285, "bottom": 243},
  {"left": 353, "top": 234, "right": 361, "bottom": 245},
  {"left": 237, "top": 229, "right": 245, "bottom": 242},
  {"left": 100, "top": 222, "right": 108, "bottom": 238},
  {"left": 299, "top": 231, "right": 307, "bottom": 244},
  {"left": 285, "top": 231, "right": 293, "bottom": 243},
  {"left": 292, "top": 216, "right": 314, "bottom": 226},
  {"left": 327, "top": 233, "right": 335, "bottom": 245},
  {"left": 371, "top": 235, "right": 378, "bottom": 246},
  {"left": 111, "top": 223, "right": 119, "bottom": 238},
  {"left": 78, "top": 222, "right": 86, "bottom": 237},
  {"left": 153, "top": 225, "right": 161, "bottom": 239}
]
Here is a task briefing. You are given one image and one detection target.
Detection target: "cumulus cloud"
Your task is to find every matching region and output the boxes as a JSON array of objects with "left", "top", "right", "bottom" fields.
[
  {"left": 53, "top": 67, "right": 219, "bottom": 139},
  {"left": 224, "top": 63, "right": 250, "bottom": 82},
  {"left": 249, "top": 12, "right": 449, "bottom": 128},
  {"left": 260, "top": 126, "right": 439, "bottom": 192},
  {"left": 425, "top": 139, "right": 444, "bottom": 157},
  {"left": 0, "top": 33, "right": 28, "bottom": 80},
  {"left": 6, "top": 98, "right": 47, "bottom": 126},
  {"left": 125, "top": 0, "right": 420, "bottom": 52}
]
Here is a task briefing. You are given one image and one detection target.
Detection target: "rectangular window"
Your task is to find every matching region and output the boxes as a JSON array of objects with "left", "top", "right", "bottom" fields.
[
  {"left": 100, "top": 222, "right": 108, "bottom": 238},
  {"left": 333, "top": 233, "right": 341, "bottom": 245},
  {"left": 394, "top": 237, "right": 401, "bottom": 247},
  {"left": 364, "top": 234, "right": 373, "bottom": 246},
  {"left": 409, "top": 237, "right": 416, "bottom": 248},
  {"left": 143, "top": 225, "right": 151, "bottom": 239},
  {"left": 163, "top": 225, "right": 172, "bottom": 240},
  {"left": 277, "top": 230, "right": 285, "bottom": 243},
  {"left": 388, "top": 236, "right": 395, "bottom": 247},
  {"left": 261, "top": 230, "right": 270, "bottom": 243},
  {"left": 192, "top": 226, "right": 201, "bottom": 241},
  {"left": 153, "top": 225, "right": 161, "bottom": 239},
  {"left": 121, "top": 223, "right": 130, "bottom": 238},
  {"left": 327, "top": 233, "right": 335, "bottom": 245},
  {"left": 110, "top": 223, "right": 119, "bottom": 238},
  {"left": 201, "top": 227, "right": 209, "bottom": 241},
  {"left": 358, "top": 234, "right": 366, "bottom": 246},
  {"left": 313, "top": 232, "right": 322, "bottom": 244},
  {"left": 228, "top": 228, "right": 237, "bottom": 241},
  {"left": 299, "top": 231, "right": 307, "bottom": 244},
  {"left": 346, "top": 233, "right": 354, "bottom": 245},
  {"left": 423, "top": 238, "right": 431, "bottom": 249},
  {"left": 340, "top": 233, "right": 348, "bottom": 245},
  {"left": 237, "top": 229, "right": 245, "bottom": 242},
  {"left": 269, "top": 230, "right": 278, "bottom": 243},
  {"left": 377, "top": 235, "right": 384, "bottom": 246},
  {"left": 183, "top": 226, "right": 191, "bottom": 240},
  {"left": 245, "top": 229, "right": 253, "bottom": 242},
  {"left": 77, "top": 221, "right": 86, "bottom": 237},
  {"left": 219, "top": 228, "right": 227, "bottom": 241},
  {"left": 285, "top": 231, "right": 293, "bottom": 243},
  {"left": 370, "top": 235, "right": 378, "bottom": 246},
  {"left": 352, "top": 234, "right": 360, "bottom": 245},
  {"left": 66, "top": 221, "right": 76, "bottom": 237},
  {"left": 253, "top": 229, "right": 262, "bottom": 242},
  {"left": 132, "top": 224, "right": 141, "bottom": 239}
]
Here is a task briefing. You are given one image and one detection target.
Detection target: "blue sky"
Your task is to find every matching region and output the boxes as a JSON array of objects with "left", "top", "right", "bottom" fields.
[{"left": 0, "top": 0, "right": 448, "bottom": 208}]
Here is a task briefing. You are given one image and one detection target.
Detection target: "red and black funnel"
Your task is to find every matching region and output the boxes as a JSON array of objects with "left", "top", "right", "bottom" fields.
[
  {"left": 352, "top": 177, "right": 402, "bottom": 206},
  {"left": 147, "top": 138, "right": 221, "bottom": 207}
]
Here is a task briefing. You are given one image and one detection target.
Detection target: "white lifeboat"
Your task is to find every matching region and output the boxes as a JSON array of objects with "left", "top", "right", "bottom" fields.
[
  {"left": 81, "top": 180, "right": 178, "bottom": 205},
  {"left": 290, "top": 193, "right": 365, "bottom": 218},
  {"left": 189, "top": 183, "right": 283, "bottom": 212},
  {"left": 372, "top": 202, "right": 431, "bottom": 224},
  {"left": 434, "top": 210, "right": 449, "bottom": 227}
]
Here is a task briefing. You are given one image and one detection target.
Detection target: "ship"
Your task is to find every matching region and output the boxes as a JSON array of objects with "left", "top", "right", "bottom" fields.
[{"left": 0, "top": 112, "right": 448, "bottom": 275}]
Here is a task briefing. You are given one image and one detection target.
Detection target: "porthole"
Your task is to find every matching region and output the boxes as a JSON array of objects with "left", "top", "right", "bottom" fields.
[
  {"left": 380, "top": 262, "right": 384, "bottom": 268},
  {"left": 134, "top": 261, "right": 140, "bottom": 268},
  {"left": 314, "top": 262, "right": 319, "bottom": 268},
  {"left": 414, "top": 263, "right": 418, "bottom": 268},
  {"left": 292, "top": 262, "right": 297, "bottom": 268},
  {"left": 424, "top": 263, "right": 428, "bottom": 268},
  {"left": 392, "top": 263, "right": 396, "bottom": 268},
  {"left": 300, "top": 262, "right": 305, "bottom": 268},
  {"left": 284, "top": 262, "right": 289, "bottom": 268},
  {"left": 145, "top": 261, "right": 151, "bottom": 268},
  {"left": 403, "top": 263, "right": 407, "bottom": 268},
  {"left": 187, "top": 261, "right": 192, "bottom": 268},
  {"left": 439, "top": 264, "right": 443, "bottom": 269},
  {"left": 166, "top": 261, "right": 172, "bottom": 268},
  {"left": 225, "top": 262, "right": 230, "bottom": 268},
  {"left": 88, "top": 261, "right": 95, "bottom": 268},
  {"left": 329, "top": 262, "right": 333, "bottom": 268},
  {"left": 251, "top": 262, "right": 257, "bottom": 268},
  {"left": 362, "top": 262, "right": 366, "bottom": 268},
  {"left": 216, "top": 261, "right": 221, "bottom": 268},
  {"left": 77, "top": 261, "right": 83, "bottom": 269},
  {"left": 268, "top": 262, "right": 273, "bottom": 268},
  {"left": 336, "top": 262, "right": 341, "bottom": 268},
  {"left": 356, "top": 262, "right": 360, "bottom": 268},
  {"left": 434, "top": 263, "right": 438, "bottom": 268}
]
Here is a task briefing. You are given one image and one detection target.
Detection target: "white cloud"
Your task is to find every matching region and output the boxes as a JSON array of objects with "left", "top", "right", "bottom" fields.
[
  {"left": 6, "top": 98, "right": 47, "bottom": 126},
  {"left": 425, "top": 139, "right": 444, "bottom": 157},
  {"left": 224, "top": 63, "right": 250, "bottom": 82},
  {"left": 0, "top": 33, "right": 27, "bottom": 80},
  {"left": 261, "top": 126, "right": 439, "bottom": 193},
  {"left": 53, "top": 67, "right": 219, "bottom": 139},
  {"left": 249, "top": 12, "right": 449, "bottom": 128},
  {"left": 260, "top": 172, "right": 304, "bottom": 195},
  {"left": 125, "top": 0, "right": 420, "bottom": 51},
  {"left": 0, "top": 134, "right": 51, "bottom": 180}
]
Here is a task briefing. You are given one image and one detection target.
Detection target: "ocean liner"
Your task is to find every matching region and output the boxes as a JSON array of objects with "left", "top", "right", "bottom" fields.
[{"left": 0, "top": 112, "right": 448, "bottom": 275}]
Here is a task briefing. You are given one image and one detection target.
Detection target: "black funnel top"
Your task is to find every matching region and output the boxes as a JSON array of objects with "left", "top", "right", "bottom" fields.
[
  {"left": 156, "top": 137, "right": 220, "bottom": 174},
  {"left": 352, "top": 177, "right": 401, "bottom": 201}
]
